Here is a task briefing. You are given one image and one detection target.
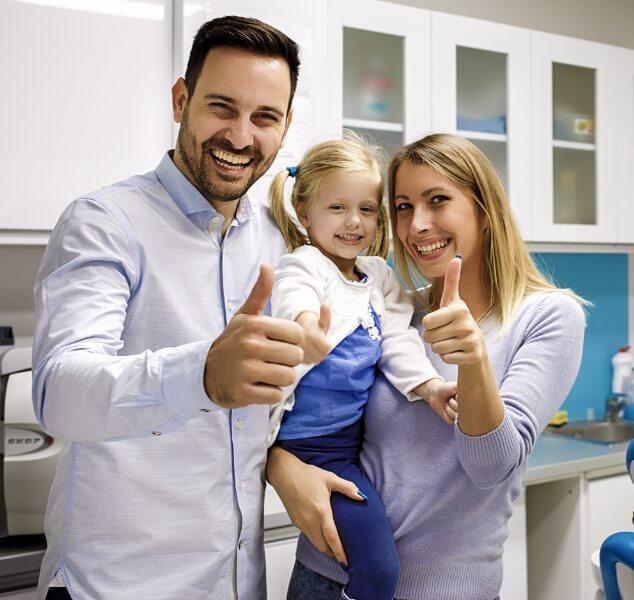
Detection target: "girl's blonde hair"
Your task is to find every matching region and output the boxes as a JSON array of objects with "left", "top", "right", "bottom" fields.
[
  {"left": 387, "top": 133, "right": 588, "bottom": 329},
  {"left": 269, "top": 132, "right": 389, "bottom": 259}
]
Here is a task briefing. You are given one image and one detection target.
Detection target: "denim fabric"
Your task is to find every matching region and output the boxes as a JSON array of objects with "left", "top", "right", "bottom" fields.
[
  {"left": 278, "top": 418, "right": 399, "bottom": 600},
  {"left": 286, "top": 561, "right": 500, "bottom": 600}
]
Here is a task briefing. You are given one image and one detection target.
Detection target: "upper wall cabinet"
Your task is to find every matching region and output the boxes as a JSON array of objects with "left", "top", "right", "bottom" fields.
[
  {"left": 431, "top": 12, "right": 532, "bottom": 239},
  {"left": 0, "top": 0, "right": 173, "bottom": 239},
  {"left": 325, "top": 0, "right": 431, "bottom": 160},
  {"left": 616, "top": 48, "right": 634, "bottom": 244},
  {"left": 179, "top": 0, "right": 328, "bottom": 207},
  {"left": 531, "top": 32, "right": 618, "bottom": 243}
]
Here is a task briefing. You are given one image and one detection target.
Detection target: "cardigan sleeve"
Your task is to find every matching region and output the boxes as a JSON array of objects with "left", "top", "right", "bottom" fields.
[
  {"left": 454, "top": 292, "right": 586, "bottom": 489},
  {"left": 367, "top": 258, "right": 440, "bottom": 401},
  {"left": 271, "top": 247, "right": 324, "bottom": 321}
]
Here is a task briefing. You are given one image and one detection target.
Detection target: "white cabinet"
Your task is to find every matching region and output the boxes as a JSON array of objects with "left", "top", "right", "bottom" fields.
[
  {"left": 526, "top": 472, "right": 634, "bottom": 600},
  {"left": 325, "top": 0, "right": 431, "bottom": 158},
  {"left": 0, "top": 0, "right": 173, "bottom": 237},
  {"left": 501, "top": 488, "right": 528, "bottom": 600},
  {"left": 265, "top": 536, "right": 299, "bottom": 600},
  {"left": 616, "top": 48, "right": 634, "bottom": 244},
  {"left": 531, "top": 32, "right": 618, "bottom": 243},
  {"left": 431, "top": 13, "right": 532, "bottom": 239}
]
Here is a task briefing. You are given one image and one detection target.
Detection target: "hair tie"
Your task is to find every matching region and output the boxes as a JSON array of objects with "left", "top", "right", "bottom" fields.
[{"left": 286, "top": 165, "right": 299, "bottom": 178}]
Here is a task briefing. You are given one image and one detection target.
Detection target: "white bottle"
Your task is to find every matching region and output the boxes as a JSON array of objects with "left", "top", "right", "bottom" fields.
[{"left": 612, "top": 346, "right": 633, "bottom": 394}]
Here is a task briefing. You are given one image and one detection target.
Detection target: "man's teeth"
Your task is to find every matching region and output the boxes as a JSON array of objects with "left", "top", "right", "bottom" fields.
[
  {"left": 338, "top": 234, "right": 361, "bottom": 241},
  {"left": 211, "top": 149, "right": 252, "bottom": 168},
  {"left": 415, "top": 239, "right": 448, "bottom": 254}
]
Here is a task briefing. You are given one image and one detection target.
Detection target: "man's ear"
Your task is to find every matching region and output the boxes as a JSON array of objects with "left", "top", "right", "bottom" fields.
[{"left": 172, "top": 78, "right": 189, "bottom": 123}]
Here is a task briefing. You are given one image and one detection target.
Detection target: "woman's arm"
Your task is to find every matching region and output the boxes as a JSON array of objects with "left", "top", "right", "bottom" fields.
[
  {"left": 422, "top": 257, "right": 504, "bottom": 435},
  {"left": 266, "top": 446, "right": 364, "bottom": 564}
]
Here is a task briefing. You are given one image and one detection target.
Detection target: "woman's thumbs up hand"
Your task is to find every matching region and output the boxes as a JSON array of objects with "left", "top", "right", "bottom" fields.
[{"left": 422, "top": 256, "right": 485, "bottom": 366}]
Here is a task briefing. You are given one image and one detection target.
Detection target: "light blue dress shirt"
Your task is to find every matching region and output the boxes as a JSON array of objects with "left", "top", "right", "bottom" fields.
[{"left": 32, "top": 152, "right": 287, "bottom": 600}]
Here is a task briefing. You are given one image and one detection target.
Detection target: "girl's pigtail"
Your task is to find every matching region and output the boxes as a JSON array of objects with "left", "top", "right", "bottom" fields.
[
  {"left": 268, "top": 170, "right": 307, "bottom": 252},
  {"left": 365, "top": 204, "right": 390, "bottom": 260}
]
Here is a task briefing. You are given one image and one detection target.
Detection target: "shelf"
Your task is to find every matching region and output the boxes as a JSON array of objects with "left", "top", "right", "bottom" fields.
[
  {"left": 552, "top": 140, "right": 595, "bottom": 151},
  {"left": 343, "top": 118, "right": 404, "bottom": 132},
  {"left": 459, "top": 130, "right": 507, "bottom": 142},
  {"left": 0, "top": 230, "right": 50, "bottom": 245}
]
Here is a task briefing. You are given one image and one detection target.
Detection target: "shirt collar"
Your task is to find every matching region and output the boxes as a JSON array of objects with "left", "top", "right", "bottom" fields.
[{"left": 156, "top": 151, "right": 255, "bottom": 222}]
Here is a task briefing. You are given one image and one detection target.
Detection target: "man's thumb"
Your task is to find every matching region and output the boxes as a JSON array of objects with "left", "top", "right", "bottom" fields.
[
  {"left": 238, "top": 263, "right": 274, "bottom": 316},
  {"left": 439, "top": 255, "right": 462, "bottom": 308}
]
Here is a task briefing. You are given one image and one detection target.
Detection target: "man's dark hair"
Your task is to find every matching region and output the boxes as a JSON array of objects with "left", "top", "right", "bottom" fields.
[{"left": 184, "top": 15, "right": 300, "bottom": 112}]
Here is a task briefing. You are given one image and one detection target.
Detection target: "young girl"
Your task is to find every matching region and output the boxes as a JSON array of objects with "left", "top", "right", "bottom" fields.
[{"left": 267, "top": 136, "right": 458, "bottom": 600}]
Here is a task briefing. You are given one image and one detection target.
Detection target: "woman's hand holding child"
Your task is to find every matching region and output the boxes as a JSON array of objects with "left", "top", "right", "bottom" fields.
[{"left": 296, "top": 306, "right": 332, "bottom": 364}]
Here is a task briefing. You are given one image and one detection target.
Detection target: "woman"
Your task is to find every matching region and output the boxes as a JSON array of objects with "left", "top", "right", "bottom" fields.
[{"left": 267, "top": 133, "right": 586, "bottom": 600}]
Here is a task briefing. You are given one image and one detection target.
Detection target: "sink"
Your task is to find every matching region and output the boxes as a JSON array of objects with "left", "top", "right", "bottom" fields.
[{"left": 547, "top": 420, "right": 634, "bottom": 444}]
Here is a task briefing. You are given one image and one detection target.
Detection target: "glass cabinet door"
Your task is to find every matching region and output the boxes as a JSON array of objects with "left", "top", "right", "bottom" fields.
[
  {"left": 616, "top": 48, "right": 634, "bottom": 244},
  {"left": 431, "top": 13, "right": 531, "bottom": 239},
  {"left": 531, "top": 32, "right": 617, "bottom": 242},
  {"left": 326, "top": 0, "right": 430, "bottom": 161}
]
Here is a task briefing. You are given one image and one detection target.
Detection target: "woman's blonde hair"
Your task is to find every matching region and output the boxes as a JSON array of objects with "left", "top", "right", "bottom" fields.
[
  {"left": 387, "top": 133, "right": 587, "bottom": 329},
  {"left": 269, "top": 132, "right": 389, "bottom": 259}
]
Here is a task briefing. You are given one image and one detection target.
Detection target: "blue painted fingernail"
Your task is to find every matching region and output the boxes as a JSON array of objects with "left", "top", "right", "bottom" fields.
[
  {"left": 339, "top": 562, "right": 349, "bottom": 571},
  {"left": 455, "top": 253, "right": 462, "bottom": 259},
  {"left": 357, "top": 490, "right": 368, "bottom": 500}
]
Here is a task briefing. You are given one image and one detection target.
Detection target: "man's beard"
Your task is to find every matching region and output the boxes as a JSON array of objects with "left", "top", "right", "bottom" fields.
[{"left": 175, "top": 114, "right": 274, "bottom": 203}]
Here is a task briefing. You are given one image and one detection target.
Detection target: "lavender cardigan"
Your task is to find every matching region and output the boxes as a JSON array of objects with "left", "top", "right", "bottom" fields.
[{"left": 296, "top": 291, "right": 585, "bottom": 599}]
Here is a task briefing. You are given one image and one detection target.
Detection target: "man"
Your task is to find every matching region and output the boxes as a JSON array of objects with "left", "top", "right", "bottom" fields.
[{"left": 33, "top": 16, "right": 310, "bottom": 600}]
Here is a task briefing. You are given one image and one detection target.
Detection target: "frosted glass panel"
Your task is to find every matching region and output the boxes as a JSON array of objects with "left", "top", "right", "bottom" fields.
[
  {"left": 343, "top": 28, "right": 404, "bottom": 123},
  {"left": 553, "top": 63, "right": 596, "bottom": 144},
  {"left": 347, "top": 127, "right": 403, "bottom": 165},
  {"left": 470, "top": 139, "right": 508, "bottom": 193},
  {"left": 457, "top": 47, "right": 507, "bottom": 134},
  {"left": 553, "top": 148, "right": 596, "bottom": 224}
]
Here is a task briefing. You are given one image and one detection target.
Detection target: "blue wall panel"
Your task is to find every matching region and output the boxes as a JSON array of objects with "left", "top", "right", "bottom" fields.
[{"left": 533, "top": 253, "right": 629, "bottom": 421}]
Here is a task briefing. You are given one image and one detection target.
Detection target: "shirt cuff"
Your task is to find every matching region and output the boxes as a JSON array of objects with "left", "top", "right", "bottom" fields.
[
  {"left": 454, "top": 410, "right": 519, "bottom": 469},
  {"left": 160, "top": 339, "right": 221, "bottom": 419}
]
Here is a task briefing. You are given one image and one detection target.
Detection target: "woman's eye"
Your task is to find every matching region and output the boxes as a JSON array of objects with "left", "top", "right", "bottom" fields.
[
  {"left": 395, "top": 202, "right": 412, "bottom": 211},
  {"left": 430, "top": 195, "right": 449, "bottom": 205}
]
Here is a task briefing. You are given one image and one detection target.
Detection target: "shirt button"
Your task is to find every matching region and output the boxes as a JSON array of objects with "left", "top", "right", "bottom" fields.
[
  {"left": 227, "top": 301, "right": 234, "bottom": 311},
  {"left": 151, "top": 431, "right": 161, "bottom": 436},
  {"left": 235, "top": 418, "right": 243, "bottom": 430},
  {"left": 238, "top": 539, "right": 247, "bottom": 550},
  {"left": 238, "top": 479, "right": 246, "bottom": 491}
]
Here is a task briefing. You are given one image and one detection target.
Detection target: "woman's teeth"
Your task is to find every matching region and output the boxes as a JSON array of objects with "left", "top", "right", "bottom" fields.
[
  {"left": 211, "top": 149, "right": 252, "bottom": 170},
  {"left": 415, "top": 239, "right": 449, "bottom": 255}
]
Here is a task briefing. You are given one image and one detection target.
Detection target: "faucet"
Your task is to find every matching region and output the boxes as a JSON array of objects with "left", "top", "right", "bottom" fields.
[{"left": 605, "top": 393, "right": 627, "bottom": 423}]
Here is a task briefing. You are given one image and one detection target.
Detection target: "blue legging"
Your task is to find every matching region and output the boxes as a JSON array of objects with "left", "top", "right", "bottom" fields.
[{"left": 277, "top": 418, "right": 399, "bottom": 600}]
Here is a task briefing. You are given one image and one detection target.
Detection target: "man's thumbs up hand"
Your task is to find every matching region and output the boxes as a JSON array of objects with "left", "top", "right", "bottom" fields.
[{"left": 203, "top": 263, "right": 305, "bottom": 409}]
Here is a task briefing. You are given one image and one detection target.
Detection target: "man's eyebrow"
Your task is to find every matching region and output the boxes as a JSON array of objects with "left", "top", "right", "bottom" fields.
[
  {"left": 203, "top": 93, "right": 235, "bottom": 103},
  {"left": 203, "top": 94, "right": 285, "bottom": 117}
]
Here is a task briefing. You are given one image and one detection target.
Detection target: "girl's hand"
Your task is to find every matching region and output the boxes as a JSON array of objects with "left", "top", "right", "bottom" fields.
[
  {"left": 421, "top": 379, "right": 458, "bottom": 424},
  {"left": 297, "top": 306, "right": 332, "bottom": 364},
  {"left": 266, "top": 446, "right": 364, "bottom": 565},
  {"left": 421, "top": 257, "right": 486, "bottom": 366}
]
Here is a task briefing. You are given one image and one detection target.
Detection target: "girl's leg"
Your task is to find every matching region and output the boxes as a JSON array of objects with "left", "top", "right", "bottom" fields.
[
  {"left": 328, "top": 458, "right": 399, "bottom": 600},
  {"left": 286, "top": 560, "right": 344, "bottom": 600}
]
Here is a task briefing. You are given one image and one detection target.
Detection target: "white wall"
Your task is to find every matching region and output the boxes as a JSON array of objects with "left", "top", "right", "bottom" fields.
[{"left": 385, "top": 0, "right": 634, "bottom": 49}]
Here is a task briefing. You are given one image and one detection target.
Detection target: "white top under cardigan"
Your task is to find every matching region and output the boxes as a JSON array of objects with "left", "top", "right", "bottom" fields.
[{"left": 268, "top": 245, "right": 439, "bottom": 443}]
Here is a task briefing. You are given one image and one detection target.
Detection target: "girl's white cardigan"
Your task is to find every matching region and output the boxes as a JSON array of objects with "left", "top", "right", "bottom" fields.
[{"left": 268, "top": 245, "right": 439, "bottom": 444}]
